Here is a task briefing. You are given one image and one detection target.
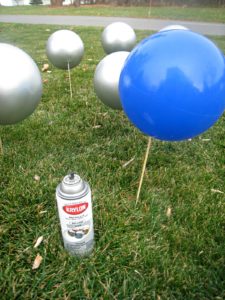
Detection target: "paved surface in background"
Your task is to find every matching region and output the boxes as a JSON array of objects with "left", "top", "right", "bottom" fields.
[{"left": 0, "top": 15, "right": 225, "bottom": 35}]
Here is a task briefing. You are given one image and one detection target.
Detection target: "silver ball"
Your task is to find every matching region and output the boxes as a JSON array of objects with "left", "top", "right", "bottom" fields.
[
  {"left": 46, "top": 29, "right": 84, "bottom": 70},
  {"left": 101, "top": 22, "right": 136, "bottom": 54},
  {"left": 159, "top": 25, "right": 189, "bottom": 32},
  {"left": 0, "top": 43, "right": 42, "bottom": 125},
  {"left": 94, "top": 51, "right": 130, "bottom": 110}
]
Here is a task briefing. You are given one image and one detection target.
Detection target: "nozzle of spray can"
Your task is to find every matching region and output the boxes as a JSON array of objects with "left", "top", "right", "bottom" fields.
[{"left": 69, "top": 173, "right": 75, "bottom": 180}]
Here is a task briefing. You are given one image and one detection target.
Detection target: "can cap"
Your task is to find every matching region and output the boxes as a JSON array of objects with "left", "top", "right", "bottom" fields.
[{"left": 60, "top": 173, "right": 85, "bottom": 195}]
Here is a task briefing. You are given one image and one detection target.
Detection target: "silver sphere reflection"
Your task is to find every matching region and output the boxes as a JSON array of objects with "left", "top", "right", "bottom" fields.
[
  {"left": 46, "top": 30, "right": 84, "bottom": 70},
  {"left": 0, "top": 43, "right": 42, "bottom": 125},
  {"left": 159, "top": 24, "right": 189, "bottom": 32},
  {"left": 94, "top": 51, "right": 130, "bottom": 110},
  {"left": 101, "top": 22, "right": 136, "bottom": 54}
]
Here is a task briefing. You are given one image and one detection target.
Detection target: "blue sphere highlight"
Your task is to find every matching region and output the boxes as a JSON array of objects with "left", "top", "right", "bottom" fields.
[{"left": 119, "top": 30, "right": 225, "bottom": 141}]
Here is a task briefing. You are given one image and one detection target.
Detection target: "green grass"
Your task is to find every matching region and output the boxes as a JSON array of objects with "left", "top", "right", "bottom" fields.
[
  {"left": 0, "top": 5, "right": 225, "bottom": 23},
  {"left": 0, "top": 23, "right": 225, "bottom": 299}
]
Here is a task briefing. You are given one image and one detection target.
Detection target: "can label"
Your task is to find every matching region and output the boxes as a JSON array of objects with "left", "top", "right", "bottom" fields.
[{"left": 56, "top": 182, "right": 94, "bottom": 256}]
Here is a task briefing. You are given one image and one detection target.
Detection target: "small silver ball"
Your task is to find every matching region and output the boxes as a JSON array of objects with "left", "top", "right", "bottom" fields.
[
  {"left": 94, "top": 51, "right": 130, "bottom": 110},
  {"left": 0, "top": 43, "right": 42, "bottom": 125},
  {"left": 101, "top": 22, "right": 136, "bottom": 54},
  {"left": 159, "top": 25, "right": 189, "bottom": 32},
  {"left": 46, "top": 29, "right": 84, "bottom": 70}
]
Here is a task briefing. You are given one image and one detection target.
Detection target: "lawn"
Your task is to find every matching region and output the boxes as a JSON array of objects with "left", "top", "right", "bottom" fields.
[
  {"left": 0, "top": 23, "right": 225, "bottom": 299},
  {"left": 0, "top": 5, "right": 225, "bottom": 23}
]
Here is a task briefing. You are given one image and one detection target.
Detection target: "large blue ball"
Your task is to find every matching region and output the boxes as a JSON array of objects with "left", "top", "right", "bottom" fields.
[{"left": 119, "top": 30, "right": 225, "bottom": 141}]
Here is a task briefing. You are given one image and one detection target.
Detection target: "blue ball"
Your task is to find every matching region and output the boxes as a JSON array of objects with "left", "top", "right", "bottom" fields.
[{"left": 119, "top": 30, "right": 225, "bottom": 141}]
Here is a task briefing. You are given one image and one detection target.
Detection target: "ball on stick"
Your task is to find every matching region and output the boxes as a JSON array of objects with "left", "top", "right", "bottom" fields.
[
  {"left": 101, "top": 22, "right": 136, "bottom": 54},
  {"left": 94, "top": 51, "right": 130, "bottom": 110},
  {"left": 0, "top": 43, "right": 43, "bottom": 125},
  {"left": 46, "top": 29, "right": 84, "bottom": 70},
  {"left": 119, "top": 30, "right": 225, "bottom": 141},
  {"left": 159, "top": 24, "right": 189, "bottom": 32}
]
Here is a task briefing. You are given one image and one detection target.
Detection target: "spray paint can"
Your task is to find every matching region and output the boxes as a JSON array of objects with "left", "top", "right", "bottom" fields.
[{"left": 56, "top": 172, "right": 94, "bottom": 256}]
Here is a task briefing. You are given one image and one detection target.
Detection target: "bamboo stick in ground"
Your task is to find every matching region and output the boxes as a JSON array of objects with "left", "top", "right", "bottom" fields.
[
  {"left": 0, "top": 137, "right": 3, "bottom": 156},
  {"left": 68, "top": 62, "right": 73, "bottom": 99},
  {"left": 136, "top": 137, "right": 152, "bottom": 204}
]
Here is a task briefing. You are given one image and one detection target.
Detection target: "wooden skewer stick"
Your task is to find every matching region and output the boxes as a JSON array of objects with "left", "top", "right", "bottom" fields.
[
  {"left": 67, "top": 62, "right": 73, "bottom": 99},
  {"left": 136, "top": 137, "right": 152, "bottom": 204},
  {"left": 148, "top": 0, "right": 153, "bottom": 17},
  {"left": 0, "top": 137, "right": 3, "bottom": 156}
]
